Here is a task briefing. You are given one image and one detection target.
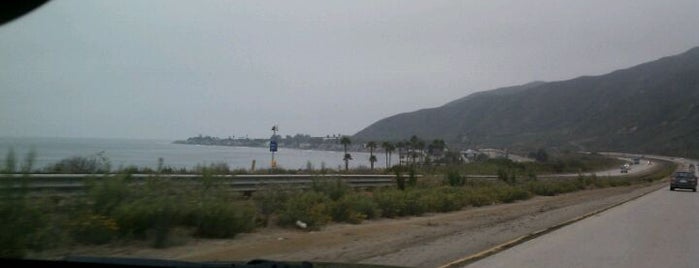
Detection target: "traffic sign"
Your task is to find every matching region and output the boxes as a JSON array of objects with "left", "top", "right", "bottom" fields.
[{"left": 270, "top": 140, "right": 278, "bottom": 152}]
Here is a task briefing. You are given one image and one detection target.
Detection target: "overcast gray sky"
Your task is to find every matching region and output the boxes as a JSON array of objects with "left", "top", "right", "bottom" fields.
[{"left": 2, "top": 0, "right": 698, "bottom": 140}]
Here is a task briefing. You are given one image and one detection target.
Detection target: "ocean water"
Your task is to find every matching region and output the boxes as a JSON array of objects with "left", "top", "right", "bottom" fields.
[{"left": 0, "top": 137, "right": 387, "bottom": 171}]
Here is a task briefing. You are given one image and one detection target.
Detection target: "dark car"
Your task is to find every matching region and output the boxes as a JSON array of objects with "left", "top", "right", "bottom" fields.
[{"left": 670, "top": 171, "right": 697, "bottom": 192}]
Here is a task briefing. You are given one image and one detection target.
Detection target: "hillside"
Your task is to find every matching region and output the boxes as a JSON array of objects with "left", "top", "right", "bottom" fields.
[{"left": 354, "top": 47, "right": 699, "bottom": 156}]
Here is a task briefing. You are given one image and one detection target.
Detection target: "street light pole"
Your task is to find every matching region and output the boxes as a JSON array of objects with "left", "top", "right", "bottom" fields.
[{"left": 270, "top": 125, "right": 278, "bottom": 169}]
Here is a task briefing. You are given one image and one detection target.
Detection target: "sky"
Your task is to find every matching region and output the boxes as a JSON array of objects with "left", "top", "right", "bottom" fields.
[{"left": 1, "top": 0, "right": 699, "bottom": 140}]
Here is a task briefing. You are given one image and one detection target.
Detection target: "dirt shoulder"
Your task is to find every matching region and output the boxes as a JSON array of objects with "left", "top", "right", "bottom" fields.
[{"left": 50, "top": 180, "right": 667, "bottom": 268}]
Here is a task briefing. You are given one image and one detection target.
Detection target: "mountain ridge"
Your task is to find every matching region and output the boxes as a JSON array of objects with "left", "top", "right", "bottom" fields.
[{"left": 353, "top": 47, "right": 699, "bottom": 156}]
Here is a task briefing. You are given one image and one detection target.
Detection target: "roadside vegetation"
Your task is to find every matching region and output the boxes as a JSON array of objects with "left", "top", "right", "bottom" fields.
[{"left": 0, "top": 147, "right": 677, "bottom": 258}]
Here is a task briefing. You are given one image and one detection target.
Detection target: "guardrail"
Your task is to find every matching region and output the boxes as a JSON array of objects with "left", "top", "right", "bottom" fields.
[
  {"left": 1, "top": 156, "right": 672, "bottom": 196},
  {"left": 0, "top": 174, "right": 399, "bottom": 194}
]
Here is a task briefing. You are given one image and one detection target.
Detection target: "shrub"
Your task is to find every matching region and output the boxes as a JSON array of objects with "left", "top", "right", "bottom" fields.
[
  {"left": 112, "top": 196, "right": 182, "bottom": 248},
  {"left": 194, "top": 162, "right": 230, "bottom": 174},
  {"left": 609, "top": 178, "right": 632, "bottom": 187},
  {"left": 68, "top": 213, "right": 119, "bottom": 244},
  {"left": 87, "top": 174, "right": 132, "bottom": 215},
  {"left": 408, "top": 168, "right": 418, "bottom": 187},
  {"left": 311, "top": 178, "right": 350, "bottom": 201},
  {"left": 373, "top": 188, "right": 427, "bottom": 217},
  {"left": 494, "top": 185, "right": 531, "bottom": 203},
  {"left": 278, "top": 191, "right": 332, "bottom": 230},
  {"left": 394, "top": 168, "right": 406, "bottom": 190},
  {"left": 0, "top": 152, "right": 44, "bottom": 257},
  {"left": 497, "top": 169, "right": 516, "bottom": 184},
  {"left": 403, "top": 190, "right": 427, "bottom": 216},
  {"left": 593, "top": 178, "right": 611, "bottom": 188},
  {"left": 0, "top": 199, "right": 44, "bottom": 258},
  {"left": 526, "top": 170, "right": 537, "bottom": 181},
  {"left": 444, "top": 170, "right": 466, "bottom": 186},
  {"left": 527, "top": 180, "right": 585, "bottom": 196},
  {"left": 253, "top": 185, "right": 299, "bottom": 226},
  {"left": 373, "top": 189, "right": 407, "bottom": 218},
  {"left": 421, "top": 187, "right": 466, "bottom": 212},
  {"left": 331, "top": 193, "right": 379, "bottom": 224},
  {"left": 189, "top": 200, "right": 255, "bottom": 238},
  {"left": 526, "top": 181, "right": 558, "bottom": 196},
  {"left": 45, "top": 153, "right": 111, "bottom": 174},
  {"left": 465, "top": 190, "right": 495, "bottom": 207}
]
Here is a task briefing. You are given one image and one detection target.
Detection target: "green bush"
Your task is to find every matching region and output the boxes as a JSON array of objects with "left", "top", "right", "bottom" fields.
[
  {"left": 491, "top": 185, "right": 531, "bottom": 203},
  {"left": 68, "top": 213, "right": 119, "bottom": 245},
  {"left": 593, "top": 178, "right": 611, "bottom": 188},
  {"left": 444, "top": 170, "right": 466, "bottom": 186},
  {"left": 111, "top": 196, "right": 182, "bottom": 248},
  {"left": 311, "top": 178, "right": 350, "bottom": 201},
  {"left": 278, "top": 191, "right": 332, "bottom": 230},
  {"left": 373, "top": 189, "right": 407, "bottom": 218},
  {"left": 331, "top": 194, "right": 379, "bottom": 224},
  {"left": 526, "top": 180, "right": 585, "bottom": 196},
  {"left": 421, "top": 187, "right": 466, "bottom": 212},
  {"left": 497, "top": 169, "right": 517, "bottom": 184},
  {"left": 394, "top": 168, "right": 406, "bottom": 190},
  {"left": 44, "top": 153, "right": 111, "bottom": 174},
  {"left": 253, "top": 185, "right": 300, "bottom": 226},
  {"left": 87, "top": 175, "right": 132, "bottom": 215},
  {"left": 464, "top": 190, "right": 495, "bottom": 207},
  {"left": 189, "top": 200, "right": 255, "bottom": 238},
  {"left": 194, "top": 162, "right": 231, "bottom": 174},
  {"left": 0, "top": 152, "right": 44, "bottom": 257},
  {"left": 372, "top": 189, "right": 426, "bottom": 217},
  {"left": 408, "top": 168, "right": 418, "bottom": 188},
  {"left": 609, "top": 178, "right": 632, "bottom": 187},
  {"left": 403, "top": 190, "right": 427, "bottom": 216},
  {"left": 526, "top": 181, "right": 557, "bottom": 196},
  {"left": 0, "top": 199, "right": 44, "bottom": 258}
]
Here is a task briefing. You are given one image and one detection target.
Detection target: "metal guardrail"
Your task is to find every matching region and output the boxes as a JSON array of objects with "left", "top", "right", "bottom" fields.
[
  {"left": 0, "top": 174, "right": 399, "bottom": 194},
  {"left": 1, "top": 155, "right": 671, "bottom": 195}
]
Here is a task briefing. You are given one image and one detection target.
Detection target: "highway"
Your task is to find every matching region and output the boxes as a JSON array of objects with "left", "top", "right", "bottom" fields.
[{"left": 465, "top": 160, "right": 699, "bottom": 268}]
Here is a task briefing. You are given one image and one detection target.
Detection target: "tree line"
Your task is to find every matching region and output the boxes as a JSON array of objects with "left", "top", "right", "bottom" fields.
[{"left": 338, "top": 135, "right": 452, "bottom": 171}]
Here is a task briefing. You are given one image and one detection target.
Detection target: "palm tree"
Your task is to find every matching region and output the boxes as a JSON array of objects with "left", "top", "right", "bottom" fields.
[
  {"left": 381, "top": 141, "right": 394, "bottom": 169},
  {"left": 417, "top": 140, "right": 425, "bottom": 164},
  {"left": 396, "top": 141, "right": 405, "bottom": 166},
  {"left": 429, "top": 139, "right": 446, "bottom": 158},
  {"left": 408, "top": 135, "right": 421, "bottom": 165},
  {"left": 367, "top": 141, "right": 377, "bottom": 170},
  {"left": 340, "top": 136, "right": 352, "bottom": 171}
]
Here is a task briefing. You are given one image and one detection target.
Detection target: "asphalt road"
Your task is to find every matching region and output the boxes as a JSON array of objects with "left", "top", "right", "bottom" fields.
[
  {"left": 587, "top": 157, "right": 654, "bottom": 177},
  {"left": 465, "top": 185, "right": 699, "bottom": 268}
]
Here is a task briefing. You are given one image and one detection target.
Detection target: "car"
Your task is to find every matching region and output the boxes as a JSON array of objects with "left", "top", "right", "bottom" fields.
[
  {"left": 620, "top": 165, "right": 629, "bottom": 173},
  {"left": 670, "top": 171, "right": 697, "bottom": 192}
]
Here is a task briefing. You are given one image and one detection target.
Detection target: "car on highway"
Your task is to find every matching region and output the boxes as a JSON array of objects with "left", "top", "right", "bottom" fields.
[
  {"left": 620, "top": 163, "right": 630, "bottom": 173},
  {"left": 669, "top": 171, "right": 697, "bottom": 192}
]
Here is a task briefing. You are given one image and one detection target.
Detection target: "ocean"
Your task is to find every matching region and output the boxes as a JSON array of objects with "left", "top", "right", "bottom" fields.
[{"left": 0, "top": 137, "right": 387, "bottom": 171}]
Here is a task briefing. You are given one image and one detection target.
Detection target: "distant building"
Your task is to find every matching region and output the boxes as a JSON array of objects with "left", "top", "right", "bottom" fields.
[
  {"left": 299, "top": 142, "right": 312, "bottom": 149},
  {"left": 461, "top": 149, "right": 480, "bottom": 163},
  {"left": 323, "top": 136, "right": 340, "bottom": 142},
  {"left": 480, "top": 148, "right": 507, "bottom": 159},
  {"left": 460, "top": 148, "right": 533, "bottom": 163}
]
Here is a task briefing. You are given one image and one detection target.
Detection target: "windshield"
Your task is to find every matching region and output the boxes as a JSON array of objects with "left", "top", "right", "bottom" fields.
[{"left": 2, "top": 1, "right": 699, "bottom": 267}]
